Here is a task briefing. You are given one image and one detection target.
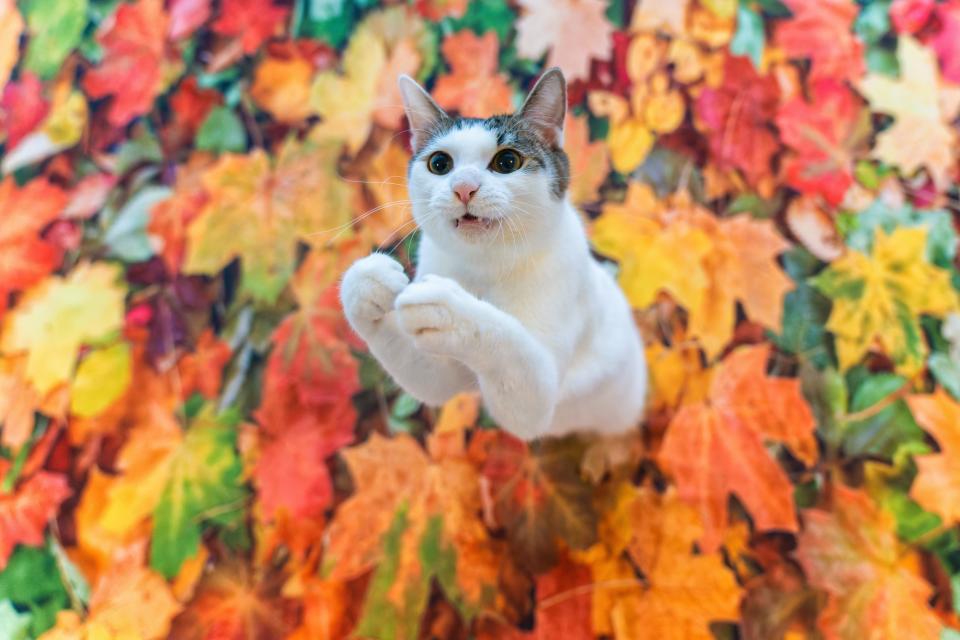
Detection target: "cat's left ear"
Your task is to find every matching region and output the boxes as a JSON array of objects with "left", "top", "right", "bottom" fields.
[{"left": 518, "top": 67, "right": 567, "bottom": 147}]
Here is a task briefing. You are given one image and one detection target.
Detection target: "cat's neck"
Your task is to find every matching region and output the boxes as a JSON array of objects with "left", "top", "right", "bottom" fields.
[{"left": 416, "top": 199, "right": 589, "bottom": 287}]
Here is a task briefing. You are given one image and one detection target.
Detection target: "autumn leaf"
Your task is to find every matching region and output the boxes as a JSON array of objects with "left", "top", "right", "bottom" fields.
[
  {"left": 168, "top": 0, "right": 211, "bottom": 41},
  {"left": 469, "top": 431, "right": 598, "bottom": 573},
  {"left": 1, "top": 263, "right": 126, "bottom": 395},
  {"left": 631, "top": 0, "right": 690, "bottom": 34},
  {"left": 39, "top": 546, "right": 181, "bottom": 640},
  {"left": 0, "top": 0, "right": 22, "bottom": 93},
  {"left": 812, "top": 226, "right": 960, "bottom": 375},
  {"left": 695, "top": 53, "right": 779, "bottom": 186},
  {"left": 325, "top": 434, "right": 503, "bottom": 636},
  {"left": 906, "top": 390, "right": 960, "bottom": 524},
  {"left": 0, "top": 177, "right": 68, "bottom": 307},
  {"left": 183, "top": 138, "right": 352, "bottom": 303},
  {"left": 0, "top": 470, "right": 70, "bottom": 569},
  {"left": 210, "top": 0, "right": 289, "bottom": 54},
  {"left": 82, "top": 0, "right": 179, "bottom": 127},
  {"left": 0, "top": 73, "right": 49, "bottom": 151},
  {"left": 169, "top": 558, "right": 301, "bottom": 639},
  {"left": 774, "top": 0, "right": 865, "bottom": 83},
  {"left": 250, "top": 48, "right": 315, "bottom": 123},
  {"left": 353, "top": 140, "right": 415, "bottom": 247},
  {"left": 659, "top": 344, "right": 816, "bottom": 551},
  {"left": 19, "top": 0, "right": 87, "bottom": 80},
  {"left": 515, "top": 0, "right": 614, "bottom": 81},
  {"left": 565, "top": 112, "right": 610, "bottom": 205},
  {"left": 69, "top": 342, "right": 132, "bottom": 418},
  {"left": 794, "top": 484, "right": 942, "bottom": 639},
  {"left": 775, "top": 80, "right": 867, "bottom": 206},
  {"left": 433, "top": 30, "right": 513, "bottom": 118},
  {"left": 859, "top": 36, "right": 960, "bottom": 189}
]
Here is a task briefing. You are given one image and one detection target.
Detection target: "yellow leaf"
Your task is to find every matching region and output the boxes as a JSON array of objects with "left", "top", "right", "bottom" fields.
[
  {"left": 631, "top": 0, "right": 690, "bottom": 34},
  {"left": 251, "top": 54, "right": 314, "bottom": 123},
  {"left": 1, "top": 264, "right": 126, "bottom": 395},
  {"left": 813, "top": 227, "right": 960, "bottom": 374},
  {"left": 0, "top": 0, "right": 23, "bottom": 93},
  {"left": 859, "top": 37, "right": 958, "bottom": 188},
  {"left": 70, "top": 342, "right": 132, "bottom": 418},
  {"left": 608, "top": 118, "right": 656, "bottom": 174}
]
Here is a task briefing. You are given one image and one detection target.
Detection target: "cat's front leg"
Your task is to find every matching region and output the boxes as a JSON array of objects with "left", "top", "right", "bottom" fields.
[
  {"left": 341, "top": 254, "right": 474, "bottom": 405},
  {"left": 395, "top": 275, "right": 559, "bottom": 440}
]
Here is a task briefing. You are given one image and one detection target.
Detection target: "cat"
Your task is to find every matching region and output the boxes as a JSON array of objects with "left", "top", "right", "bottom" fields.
[{"left": 339, "top": 68, "right": 648, "bottom": 441}]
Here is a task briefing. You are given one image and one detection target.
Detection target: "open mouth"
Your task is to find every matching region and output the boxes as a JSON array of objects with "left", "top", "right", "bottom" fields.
[{"left": 455, "top": 213, "right": 495, "bottom": 231}]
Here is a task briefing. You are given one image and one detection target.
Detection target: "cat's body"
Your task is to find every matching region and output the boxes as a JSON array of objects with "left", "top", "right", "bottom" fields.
[{"left": 340, "top": 69, "right": 647, "bottom": 440}]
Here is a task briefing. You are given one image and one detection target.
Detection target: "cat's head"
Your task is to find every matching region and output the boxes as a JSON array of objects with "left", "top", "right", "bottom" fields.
[{"left": 398, "top": 68, "right": 570, "bottom": 253}]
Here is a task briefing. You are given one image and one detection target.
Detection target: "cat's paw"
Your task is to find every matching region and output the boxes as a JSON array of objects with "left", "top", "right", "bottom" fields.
[
  {"left": 341, "top": 253, "right": 409, "bottom": 336},
  {"left": 394, "top": 275, "right": 483, "bottom": 359}
]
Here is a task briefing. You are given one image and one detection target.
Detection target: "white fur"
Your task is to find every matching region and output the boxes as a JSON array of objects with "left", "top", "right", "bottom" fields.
[{"left": 340, "top": 76, "right": 647, "bottom": 441}]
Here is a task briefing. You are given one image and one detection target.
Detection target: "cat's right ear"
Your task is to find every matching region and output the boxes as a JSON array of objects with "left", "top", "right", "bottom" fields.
[{"left": 398, "top": 75, "right": 448, "bottom": 153}]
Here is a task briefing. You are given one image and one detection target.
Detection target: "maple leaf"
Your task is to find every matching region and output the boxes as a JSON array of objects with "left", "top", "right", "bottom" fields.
[
  {"left": 812, "top": 226, "right": 960, "bottom": 375},
  {"left": 592, "top": 186, "right": 791, "bottom": 356},
  {"left": 659, "top": 344, "right": 816, "bottom": 551},
  {"left": 631, "top": 0, "right": 690, "bottom": 34},
  {"left": 1, "top": 263, "right": 126, "bottom": 395},
  {"left": 82, "top": 0, "right": 178, "bottom": 127},
  {"left": 0, "top": 177, "right": 68, "bottom": 307},
  {"left": 794, "top": 484, "right": 942, "bottom": 639},
  {"left": 0, "top": 73, "right": 49, "bottom": 151},
  {"left": 859, "top": 36, "right": 960, "bottom": 189},
  {"left": 210, "top": 0, "right": 289, "bottom": 54},
  {"left": 0, "top": 356, "right": 43, "bottom": 452},
  {"left": 932, "top": 1, "right": 960, "bottom": 83},
  {"left": 39, "top": 546, "right": 182, "bottom": 640},
  {"left": 469, "top": 431, "right": 598, "bottom": 573},
  {"left": 515, "top": 0, "right": 614, "bottom": 81},
  {"left": 695, "top": 53, "right": 779, "bottom": 186},
  {"left": 416, "top": 0, "right": 468, "bottom": 21},
  {"left": 565, "top": 113, "right": 610, "bottom": 205},
  {"left": 0, "top": 470, "right": 70, "bottom": 569},
  {"left": 176, "top": 328, "right": 231, "bottom": 400},
  {"left": 169, "top": 558, "right": 301, "bottom": 639},
  {"left": 774, "top": 0, "right": 864, "bottom": 83},
  {"left": 775, "top": 80, "right": 867, "bottom": 206},
  {"left": 612, "top": 486, "right": 741, "bottom": 639},
  {"left": 0, "top": 0, "right": 22, "bottom": 93},
  {"left": 354, "top": 141, "right": 415, "bottom": 247},
  {"left": 147, "top": 153, "right": 213, "bottom": 274},
  {"left": 169, "top": 0, "right": 211, "bottom": 40},
  {"left": 251, "top": 49, "right": 315, "bottom": 123},
  {"left": 69, "top": 342, "right": 132, "bottom": 418},
  {"left": 325, "top": 434, "right": 503, "bottom": 635},
  {"left": 183, "top": 138, "right": 352, "bottom": 303},
  {"left": 433, "top": 30, "right": 513, "bottom": 118},
  {"left": 906, "top": 390, "right": 960, "bottom": 524}
]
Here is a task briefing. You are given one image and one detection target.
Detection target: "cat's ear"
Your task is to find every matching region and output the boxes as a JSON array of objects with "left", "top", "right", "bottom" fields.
[
  {"left": 398, "top": 75, "right": 448, "bottom": 153},
  {"left": 518, "top": 67, "right": 567, "bottom": 147}
]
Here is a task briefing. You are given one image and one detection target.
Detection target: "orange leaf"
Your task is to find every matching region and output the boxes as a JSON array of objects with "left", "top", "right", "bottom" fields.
[
  {"left": 659, "top": 344, "right": 816, "bottom": 551},
  {"left": 0, "top": 177, "right": 67, "bottom": 303},
  {"left": 211, "top": 0, "right": 289, "bottom": 54},
  {"left": 0, "top": 469, "right": 70, "bottom": 568},
  {"left": 907, "top": 390, "right": 960, "bottom": 524},
  {"left": 774, "top": 0, "right": 864, "bottom": 83},
  {"left": 565, "top": 113, "right": 610, "bottom": 206},
  {"left": 433, "top": 30, "right": 513, "bottom": 118},
  {"left": 794, "top": 485, "right": 942, "bottom": 639},
  {"left": 251, "top": 49, "right": 315, "bottom": 123}
]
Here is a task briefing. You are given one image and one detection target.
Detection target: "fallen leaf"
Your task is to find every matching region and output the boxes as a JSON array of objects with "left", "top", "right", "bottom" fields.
[
  {"left": 794, "top": 484, "right": 942, "bottom": 639},
  {"left": 631, "top": 0, "right": 690, "bottom": 34},
  {"left": 210, "top": 0, "right": 289, "bottom": 54},
  {"left": 251, "top": 48, "right": 315, "bottom": 123},
  {"left": 660, "top": 344, "right": 817, "bottom": 551},
  {"left": 183, "top": 138, "right": 352, "bottom": 303},
  {"left": 906, "top": 390, "right": 960, "bottom": 524},
  {"left": 515, "top": 0, "right": 614, "bottom": 81},
  {"left": 1, "top": 263, "right": 126, "bottom": 395},
  {"left": 774, "top": 0, "right": 864, "bottom": 83},
  {"left": 168, "top": 0, "right": 211, "bottom": 40},
  {"left": 0, "top": 73, "right": 49, "bottom": 151},
  {"left": 433, "top": 30, "right": 513, "bottom": 118},
  {"left": 812, "top": 226, "right": 960, "bottom": 375},
  {"left": 0, "top": 0, "right": 22, "bottom": 93},
  {"left": 0, "top": 470, "right": 71, "bottom": 569},
  {"left": 859, "top": 36, "right": 959, "bottom": 189},
  {"left": 565, "top": 112, "right": 610, "bottom": 205}
]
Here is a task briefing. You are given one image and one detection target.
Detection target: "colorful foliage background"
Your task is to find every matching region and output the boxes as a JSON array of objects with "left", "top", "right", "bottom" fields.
[{"left": 2, "top": 0, "right": 960, "bottom": 638}]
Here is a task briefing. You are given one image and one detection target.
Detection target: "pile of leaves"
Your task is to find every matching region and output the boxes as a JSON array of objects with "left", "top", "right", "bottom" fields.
[{"left": 2, "top": 0, "right": 960, "bottom": 637}]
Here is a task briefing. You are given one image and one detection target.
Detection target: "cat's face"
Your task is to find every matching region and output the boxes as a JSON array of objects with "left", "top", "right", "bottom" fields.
[{"left": 399, "top": 69, "right": 569, "bottom": 253}]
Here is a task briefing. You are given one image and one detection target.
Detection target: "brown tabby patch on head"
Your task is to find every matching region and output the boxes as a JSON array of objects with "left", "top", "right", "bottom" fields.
[{"left": 410, "top": 114, "right": 571, "bottom": 200}]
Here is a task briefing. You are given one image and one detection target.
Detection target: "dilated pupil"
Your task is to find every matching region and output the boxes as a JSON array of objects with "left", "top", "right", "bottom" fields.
[
  {"left": 494, "top": 150, "right": 520, "bottom": 173},
  {"left": 429, "top": 152, "right": 452, "bottom": 175}
]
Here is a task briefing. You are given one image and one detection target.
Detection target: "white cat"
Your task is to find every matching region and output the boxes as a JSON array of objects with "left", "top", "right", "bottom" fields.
[{"left": 340, "top": 68, "right": 647, "bottom": 441}]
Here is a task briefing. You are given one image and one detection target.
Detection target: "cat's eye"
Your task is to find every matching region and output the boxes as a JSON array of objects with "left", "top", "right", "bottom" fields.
[
  {"left": 427, "top": 151, "right": 453, "bottom": 175},
  {"left": 491, "top": 148, "right": 523, "bottom": 174}
]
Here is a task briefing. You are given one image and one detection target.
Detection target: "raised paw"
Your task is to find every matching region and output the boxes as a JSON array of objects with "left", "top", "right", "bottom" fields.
[
  {"left": 340, "top": 253, "right": 409, "bottom": 336},
  {"left": 394, "top": 275, "right": 483, "bottom": 359}
]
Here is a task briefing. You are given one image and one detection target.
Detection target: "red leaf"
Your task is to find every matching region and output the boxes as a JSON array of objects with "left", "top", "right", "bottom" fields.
[
  {"left": 82, "top": 0, "right": 172, "bottom": 126},
  {"left": 0, "top": 73, "right": 48, "bottom": 151},
  {"left": 890, "top": 0, "right": 936, "bottom": 34},
  {"left": 168, "top": 0, "right": 212, "bottom": 40},
  {"left": 695, "top": 54, "right": 780, "bottom": 186},
  {"left": 0, "top": 470, "right": 71, "bottom": 568},
  {"left": 932, "top": 1, "right": 960, "bottom": 83},
  {"left": 774, "top": 0, "right": 864, "bottom": 83},
  {"left": 211, "top": 0, "right": 289, "bottom": 54},
  {"left": 776, "top": 80, "right": 864, "bottom": 206}
]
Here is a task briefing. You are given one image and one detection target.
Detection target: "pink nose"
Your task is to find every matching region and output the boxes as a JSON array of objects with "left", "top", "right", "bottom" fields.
[{"left": 453, "top": 182, "right": 479, "bottom": 204}]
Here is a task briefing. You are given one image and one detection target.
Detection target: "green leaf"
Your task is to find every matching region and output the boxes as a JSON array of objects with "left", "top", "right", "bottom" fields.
[
  {"left": 114, "top": 128, "right": 163, "bottom": 174},
  {"left": 854, "top": 0, "right": 891, "bottom": 44},
  {"left": 391, "top": 393, "right": 421, "bottom": 420},
  {"left": 293, "top": 0, "right": 362, "bottom": 48},
  {"left": 0, "top": 600, "right": 30, "bottom": 640},
  {"left": 775, "top": 249, "right": 833, "bottom": 369},
  {"left": 48, "top": 537, "right": 90, "bottom": 609},
  {"left": 0, "top": 547, "right": 69, "bottom": 637},
  {"left": 447, "top": 0, "right": 516, "bottom": 40},
  {"left": 104, "top": 187, "right": 170, "bottom": 263},
  {"left": 196, "top": 107, "right": 249, "bottom": 154},
  {"left": 731, "top": 4, "right": 765, "bottom": 68},
  {"left": 930, "top": 353, "right": 960, "bottom": 400},
  {"left": 865, "top": 43, "right": 900, "bottom": 77},
  {"left": 21, "top": 0, "right": 89, "bottom": 79},
  {"left": 150, "top": 408, "right": 249, "bottom": 578},
  {"left": 842, "top": 373, "right": 924, "bottom": 458},
  {"left": 845, "top": 199, "right": 958, "bottom": 268}
]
